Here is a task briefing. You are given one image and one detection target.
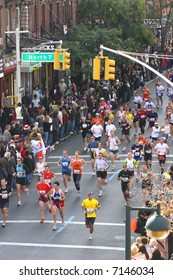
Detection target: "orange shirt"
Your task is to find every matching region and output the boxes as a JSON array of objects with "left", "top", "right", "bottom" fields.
[
  {"left": 91, "top": 117, "right": 104, "bottom": 125},
  {"left": 142, "top": 88, "right": 150, "bottom": 100},
  {"left": 71, "top": 159, "right": 83, "bottom": 174}
]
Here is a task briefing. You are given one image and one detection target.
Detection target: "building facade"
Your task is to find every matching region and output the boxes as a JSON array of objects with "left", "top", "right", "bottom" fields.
[{"left": 0, "top": 0, "right": 78, "bottom": 107}]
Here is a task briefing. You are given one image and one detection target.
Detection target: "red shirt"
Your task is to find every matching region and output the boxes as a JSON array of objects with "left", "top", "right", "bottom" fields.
[
  {"left": 37, "top": 182, "right": 52, "bottom": 197},
  {"left": 136, "top": 109, "right": 148, "bottom": 121},
  {"left": 42, "top": 170, "right": 54, "bottom": 184}
]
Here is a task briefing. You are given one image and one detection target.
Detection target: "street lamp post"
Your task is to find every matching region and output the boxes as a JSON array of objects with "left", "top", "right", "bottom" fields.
[{"left": 125, "top": 202, "right": 171, "bottom": 260}]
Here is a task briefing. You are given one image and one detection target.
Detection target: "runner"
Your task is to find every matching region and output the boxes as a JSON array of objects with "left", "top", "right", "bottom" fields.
[
  {"left": 132, "top": 104, "right": 139, "bottom": 136},
  {"left": 123, "top": 152, "right": 139, "bottom": 187},
  {"left": 87, "top": 136, "right": 98, "bottom": 176},
  {"left": 51, "top": 181, "right": 66, "bottom": 230},
  {"left": 156, "top": 82, "right": 165, "bottom": 109},
  {"left": 117, "top": 164, "right": 132, "bottom": 205},
  {"left": 116, "top": 106, "right": 125, "bottom": 127},
  {"left": 120, "top": 115, "right": 132, "bottom": 152},
  {"left": 151, "top": 122, "right": 160, "bottom": 146},
  {"left": 105, "top": 119, "right": 116, "bottom": 142},
  {"left": 0, "top": 178, "right": 12, "bottom": 227},
  {"left": 58, "top": 150, "right": 71, "bottom": 193},
  {"left": 143, "top": 137, "right": 153, "bottom": 169},
  {"left": 147, "top": 107, "right": 158, "bottom": 132},
  {"left": 37, "top": 176, "right": 52, "bottom": 223},
  {"left": 94, "top": 152, "right": 109, "bottom": 197},
  {"left": 81, "top": 191, "right": 100, "bottom": 240},
  {"left": 34, "top": 156, "right": 47, "bottom": 177},
  {"left": 131, "top": 137, "right": 143, "bottom": 180},
  {"left": 142, "top": 84, "right": 151, "bottom": 102},
  {"left": 91, "top": 120, "right": 103, "bottom": 142},
  {"left": 136, "top": 106, "right": 148, "bottom": 135},
  {"left": 42, "top": 164, "right": 55, "bottom": 187},
  {"left": 79, "top": 116, "right": 91, "bottom": 151},
  {"left": 139, "top": 164, "right": 154, "bottom": 205},
  {"left": 107, "top": 130, "right": 121, "bottom": 170},
  {"left": 70, "top": 151, "right": 86, "bottom": 197},
  {"left": 16, "top": 157, "right": 29, "bottom": 206},
  {"left": 154, "top": 138, "right": 169, "bottom": 175}
]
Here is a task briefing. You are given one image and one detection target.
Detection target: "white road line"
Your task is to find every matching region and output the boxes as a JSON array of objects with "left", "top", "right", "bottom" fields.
[
  {"left": 33, "top": 172, "right": 167, "bottom": 176},
  {"left": 0, "top": 241, "right": 125, "bottom": 251},
  {"left": 0, "top": 220, "right": 125, "bottom": 226},
  {"left": 48, "top": 154, "right": 173, "bottom": 158},
  {"left": 46, "top": 160, "right": 173, "bottom": 164}
]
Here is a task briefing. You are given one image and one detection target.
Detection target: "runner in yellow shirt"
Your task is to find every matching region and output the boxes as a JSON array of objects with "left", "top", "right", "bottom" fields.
[{"left": 81, "top": 192, "right": 100, "bottom": 240}]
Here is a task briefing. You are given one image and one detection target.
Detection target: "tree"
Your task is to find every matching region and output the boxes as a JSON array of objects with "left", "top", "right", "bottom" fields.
[{"left": 63, "top": 0, "right": 154, "bottom": 77}]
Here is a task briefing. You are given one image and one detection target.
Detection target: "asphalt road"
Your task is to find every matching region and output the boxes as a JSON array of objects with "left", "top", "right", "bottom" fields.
[{"left": 0, "top": 77, "right": 171, "bottom": 260}]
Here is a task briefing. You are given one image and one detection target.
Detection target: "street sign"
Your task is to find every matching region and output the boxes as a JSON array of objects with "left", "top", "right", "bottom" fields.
[{"left": 22, "top": 52, "right": 54, "bottom": 62}]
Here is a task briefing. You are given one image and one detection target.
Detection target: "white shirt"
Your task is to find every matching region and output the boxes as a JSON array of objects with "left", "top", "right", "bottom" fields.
[
  {"left": 144, "top": 101, "right": 155, "bottom": 111},
  {"left": 156, "top": 85, "right": 164, "bottom": 95},
  {"left": 151, "top": 126, "right": 160, "bottom": 138},
  {"left": 105, "top": 124, "right": 116, "bottom": 136},
  {"left": 91, "top": 124, "right": 103, "bottom": 138},
  {"left": 109, "top": 136, "right": 119, "bottom": 151},
  {"left": 133, "top": 95, "right": 143, "bottom": 104},
  {"left": 155, "top": 143, "right": 169, "bottom": 155}
]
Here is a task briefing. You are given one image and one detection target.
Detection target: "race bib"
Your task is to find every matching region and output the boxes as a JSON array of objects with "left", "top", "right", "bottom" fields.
[
  {"left": 39, "top": 190, "right": 46, "bottom": 195},
  {"left": 82, "top": 124, "right": 87, "bottom": 128},
  {"left": 2, "top": 193, "right": 8, "bottom": 199},
  {"left": 135, "top": 152, "right": 140, "bottom": 156},
  {"left": 146, "top": 149, "right": 151, "bottom": 154},
  {"left": 74, "top": 169, "right": 80, "bottom": 174},
  {"left": 87, "top": 208, "right": 94, "bottom": 213},
  {"left": 122, "top": 177, "right": 129, "bottom": 182},
  {"left": 62, "top": 162, "right": 68, "bottom": 167}
]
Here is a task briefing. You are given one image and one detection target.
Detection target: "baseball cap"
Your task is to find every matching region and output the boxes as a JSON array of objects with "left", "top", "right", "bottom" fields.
[{"left": 88, "top": 191, "right": 93, "bottom": 195}]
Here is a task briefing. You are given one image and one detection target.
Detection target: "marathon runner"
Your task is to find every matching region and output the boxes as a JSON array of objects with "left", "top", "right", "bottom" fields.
[{"left": 58, "top": 150, "right": 71, "bottom": 193}]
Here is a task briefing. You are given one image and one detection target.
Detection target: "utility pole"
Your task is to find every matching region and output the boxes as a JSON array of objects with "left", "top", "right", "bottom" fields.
[{"left": 5, "top": 28, "right": 29, "bottom": 103}]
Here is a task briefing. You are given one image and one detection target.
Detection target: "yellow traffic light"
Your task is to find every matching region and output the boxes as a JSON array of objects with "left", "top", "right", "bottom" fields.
[
  {"left": 104, "top": 58, "right": 115, "bottom": 80},
  {"left": 93, "top": 57, "right": 101, "bottom": 80},
  {"left": 54, "top": 50, "right": 60, "bottom": 70},
  {"left": 63, "top": 51, "right": 70, "bottom": 70}
]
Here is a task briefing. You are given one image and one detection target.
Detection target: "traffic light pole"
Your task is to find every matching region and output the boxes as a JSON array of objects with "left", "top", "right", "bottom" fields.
[{"left": 100, "top": 45, "right": 173, "bottom": 88}]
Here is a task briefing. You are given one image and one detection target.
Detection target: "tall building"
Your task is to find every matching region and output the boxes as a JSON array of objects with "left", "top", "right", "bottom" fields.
[{"left": 0, "top": 0, "right": 78, "bottom": 108}]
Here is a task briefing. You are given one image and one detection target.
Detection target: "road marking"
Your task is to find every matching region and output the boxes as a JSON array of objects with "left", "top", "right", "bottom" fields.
[
  {"left": 47, "top": 216, "right": 75, "bottom": 241},
  {"left": 0, "top": 241, "right": 125, "bottom": 251},
  {"left": 46, "top": 160, "right": 173, "bottom": 164},
  {"left": 0, "top": 220, "right": 125, "bottom": 226},
  {"left": 108, "top": 169, "right": 121, "bottom": 181},
  {"left": 48, "top": 154, "right": 173, "bottom": 159}
]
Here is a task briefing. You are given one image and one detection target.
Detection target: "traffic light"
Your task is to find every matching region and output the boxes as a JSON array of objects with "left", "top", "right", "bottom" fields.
[
  {"left": 93, "top": 57, "right": 101, "bottom": 80},
  {"left": 63, "top": 51, "right": 70, "bottom": 70},
  {"left": 104, "top": 58, "right": 115, "bottom": 80},
  {"left": 54, "top": 50, "right": 60, "bottom": 70}
]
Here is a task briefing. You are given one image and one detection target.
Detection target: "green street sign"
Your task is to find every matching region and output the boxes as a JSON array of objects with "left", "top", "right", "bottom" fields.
[{"left": 22, "top": 52, "right": 54, "bottom": 62}]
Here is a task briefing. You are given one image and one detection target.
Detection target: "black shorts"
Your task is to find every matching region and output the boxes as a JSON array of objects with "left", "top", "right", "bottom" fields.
[
  {"left": 0, "top": 201, "right": 9, "bottom": 209},
  {"left": 122, "top": 130, "right": 130, "bottom": 136},
  {"left": 144, "top": 154, "right": 152, "bottom": 161},
  {"left": 38, "top": 196, "right": 49, "bottom": 203},
  {"left": 96, "top": 171, "right": 107, "bottom": 179},
  {"left": 85, "top": 216, "right": 96, "bottom": 226},
  {"left": 16, "top": 177, "right": 26, "bottom": 186},
  {"left": 158, "top": 155, "right": 166, "bottom": 164},
  {"left": 121, "top": 184, "right": 129, "bottom": 193}
]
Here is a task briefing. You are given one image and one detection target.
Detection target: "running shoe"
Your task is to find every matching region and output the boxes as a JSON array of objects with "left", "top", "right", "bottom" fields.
[
  {"left": 77, "top": 191, "right": 81, "bottom": 197},
  {"left": 122, "top": 147, "right": 126, "bottom": 152},
  {"left": 92, "top": 172, "right": 95, "bottom": 176},
  {"left": 64, "top": 188, "right": 68, "bottom": 193},
  {"left": 2, "top": 223, "right": 6, "bottom": 228},
  {"left": 89, "top": 234, "right": 93, "bottom": 240},
  {"left": 62, "top": 220, "right": 65, "bottom": 226},
  {"left": 52, "top": 225, "right": 57, "bottom": 231},
  {"left": 17, "top": 201, "right": 22, "bottom": 206},
  {"left": 98, "top": 191, "right": 102, "bottom": 197},
  {"left": 111, "top": 166, "right": 115, "bottom": 171},
  {"left": 40, "top": 218, "right": 45, "bottom": 223}
]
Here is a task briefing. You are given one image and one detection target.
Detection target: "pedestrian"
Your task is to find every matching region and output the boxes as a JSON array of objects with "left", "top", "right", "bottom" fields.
[
  {"left": 70, "top": 151, "right": 86, "bottom": 197},
  {"left": 37, "top": 176, "right": 52, "bottom": 223},
  {"left": 0, "top": 178, "right": 12, "bottom": 227},
  {"left": 51, "top": 181, "right": 66, "bottom": 230},
  {"left": 58, "top": 150, "right": 71, "bottom": 193},
  {"left": 81, "top": 191, "right": 100, "bottom": 240},
  {"left": 16, "top": 157, "right": 29, "bottom": 206}
]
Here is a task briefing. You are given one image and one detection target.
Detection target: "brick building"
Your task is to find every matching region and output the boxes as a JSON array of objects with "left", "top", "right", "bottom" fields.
[{"left": 0, "top": 0, "right": 78, "bottom": 107}]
